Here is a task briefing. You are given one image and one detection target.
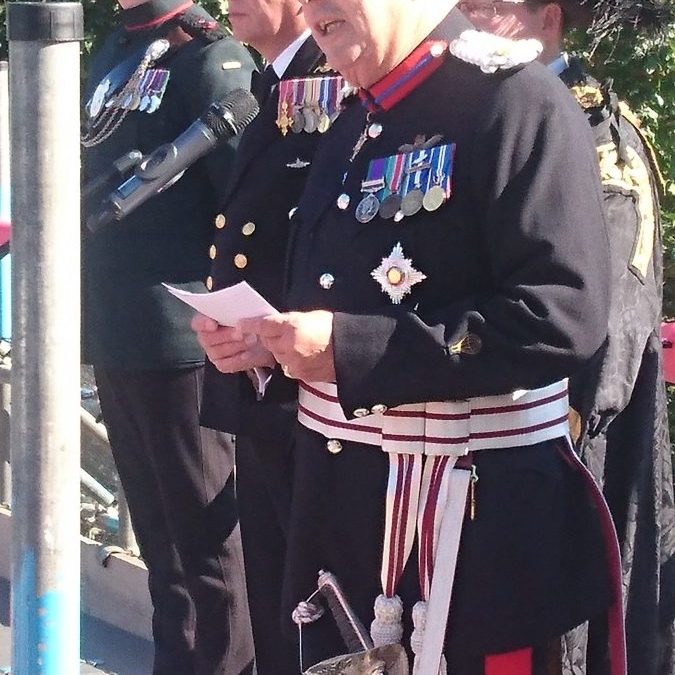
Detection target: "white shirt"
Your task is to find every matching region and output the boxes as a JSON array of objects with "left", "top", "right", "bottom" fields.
[
  {"left": 272, "top": 29, "right": 312, "bottom": 79},
  {"left": 548, "top": 52, "right": 570, "bottom": 76}
]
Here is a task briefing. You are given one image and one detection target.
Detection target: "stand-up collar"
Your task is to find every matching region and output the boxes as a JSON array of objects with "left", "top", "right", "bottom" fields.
[
  {"left": 123, "top": 0, "right": 194, "bottom": 31},
  {"left": 359, "top": 7, "right": 473, "bottom": 113}
]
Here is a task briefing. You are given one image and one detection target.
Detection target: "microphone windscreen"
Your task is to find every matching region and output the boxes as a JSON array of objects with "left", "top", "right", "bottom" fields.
[{"left": 203, "top": 88, "right": 260, "bottom": 140}]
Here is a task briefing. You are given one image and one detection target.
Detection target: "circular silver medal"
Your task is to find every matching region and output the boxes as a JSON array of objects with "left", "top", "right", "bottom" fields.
[
  {"left": 422, "top": 185, "right": 446, "bottom": 212},
  {"left": 303, "top": 108, "right": 319, "bottom": 133},
  {"left": 89, "top": 80, "right": 109, "bottom": 118},
  {"left": 368, "top": 123, "right": 383, "bottom": 139},
  {"left": 355, "top": 193, "right": 380, "bottom": 223},
  {"left": 291, "top": 110, "right": 305, "bottom": 133},
  {"left": 401, "top": 189, "right": 424, "bottom": 216},
  {"left": 379, "top": 194, "right": 402, "bottom": 220}
]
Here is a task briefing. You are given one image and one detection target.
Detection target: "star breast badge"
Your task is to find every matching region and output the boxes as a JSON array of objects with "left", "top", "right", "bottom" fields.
[{"left": 371, "top": 243, "right": 427, "bottom": 304}]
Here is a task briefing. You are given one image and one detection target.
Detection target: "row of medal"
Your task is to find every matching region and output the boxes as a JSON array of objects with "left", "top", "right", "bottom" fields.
[
  {"left": 276, "top": 75, "right": 345, "bottom": 136},
  {"left": 88, "top": 68, "right": 171, "bottom": 119},
  {"left": 345, "top": 142, "right": 456, "bottom": 224}
]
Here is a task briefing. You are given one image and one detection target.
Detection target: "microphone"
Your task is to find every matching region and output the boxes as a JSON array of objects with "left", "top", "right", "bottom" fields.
[
  {"left": 83, "top": 150, "right": 144, "bottom": 202},
  {"left": 87, "top": 88, "right": 259, "bottom": 232}
]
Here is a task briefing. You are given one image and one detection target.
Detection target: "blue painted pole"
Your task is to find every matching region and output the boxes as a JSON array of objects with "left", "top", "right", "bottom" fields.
[
  {"left": 7, "top": 4, "right": 83, "bottom": 673},
  {"left": 0, "top": 62, "right": 10, "bottom": 341}
]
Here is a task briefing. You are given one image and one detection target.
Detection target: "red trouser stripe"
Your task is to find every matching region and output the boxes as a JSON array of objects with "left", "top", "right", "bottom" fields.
[{"left": 485, "top": 647, "right": 532, "bottom": 675}]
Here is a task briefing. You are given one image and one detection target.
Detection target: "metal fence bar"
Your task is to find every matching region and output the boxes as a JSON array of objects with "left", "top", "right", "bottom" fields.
[{"left": 8, "top": 4, "right": 84, "bottom": 672}]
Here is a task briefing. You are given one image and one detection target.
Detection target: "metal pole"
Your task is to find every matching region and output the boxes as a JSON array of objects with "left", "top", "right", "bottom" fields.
[
  {"left": 7, "top": 4, "right": 83, "bottom": 673},
  {"left": 0, "top": 61, "right": 11, "bottom": 341},
  {"left": 0, "top": 380, "right": 11, "bottom": 507},
  {"left": 117, "top": 490, "right": 139, "bottom": 556}
]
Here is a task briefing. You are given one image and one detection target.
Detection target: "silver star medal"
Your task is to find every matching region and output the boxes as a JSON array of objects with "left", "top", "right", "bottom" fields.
[
  {"left": 88, "top": 78, "right": 110, "bottom": 118},
  {"left": 370, "top": 242, "right": 426, "bottom": 304}
]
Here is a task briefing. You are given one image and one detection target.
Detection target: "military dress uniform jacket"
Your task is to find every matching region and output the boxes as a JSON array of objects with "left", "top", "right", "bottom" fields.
[
  {"left": 280, "top": 10, "right": 614, "bottom": 665},
  {"left": 560, "top": 58, "right": 675, "bottom": 675},
  {"left": 82, "top": 1, "right": 255, "bottom": 369},
  {"left": 200, "top": 36, "right": 331, "bottom": 440}
]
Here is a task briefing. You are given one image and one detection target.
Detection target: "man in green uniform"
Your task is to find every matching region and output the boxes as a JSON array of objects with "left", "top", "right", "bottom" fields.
[{"left": 81, "top": 1, "right": 255, "bottom": 672}]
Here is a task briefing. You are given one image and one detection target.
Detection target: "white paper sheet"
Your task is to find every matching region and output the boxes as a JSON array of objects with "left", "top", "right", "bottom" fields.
[{"left": 163, "top": 281, "right": 278, "bottom": 326}]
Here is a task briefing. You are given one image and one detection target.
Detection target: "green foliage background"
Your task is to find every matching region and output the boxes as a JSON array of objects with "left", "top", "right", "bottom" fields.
[{"left": 0, "top": 0, "right": 674, "bottom": 429}]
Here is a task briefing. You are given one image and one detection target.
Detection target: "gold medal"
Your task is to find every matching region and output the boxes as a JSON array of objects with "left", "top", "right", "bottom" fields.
[
  {"left": 317, "top": 112, "right": 331, "bottom": 133},
  {"left": 422, "top": 185, "right": 446, "bottom": 212},
  {"left": 276, "top": 100, "right": 291, "bottom": 135}
]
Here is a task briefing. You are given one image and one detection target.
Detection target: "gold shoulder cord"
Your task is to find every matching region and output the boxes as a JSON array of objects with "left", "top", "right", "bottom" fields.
[{"left": 594, "top": 103, "right": 660, "bottom": 281}]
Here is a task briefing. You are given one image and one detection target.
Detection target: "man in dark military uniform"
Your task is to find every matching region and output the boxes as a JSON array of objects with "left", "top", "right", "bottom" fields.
[
  {"left": 227, "top": 0, "right": 626, "bottom": 673},
  {"left": 459, "top": 3, "right": 675, "bottom": 673},
  {"left": 81, "top": 1, "right": 255, "bottom": 672},
  {"left": 190, "top": 1, "right": 347, "bottom": 672}
]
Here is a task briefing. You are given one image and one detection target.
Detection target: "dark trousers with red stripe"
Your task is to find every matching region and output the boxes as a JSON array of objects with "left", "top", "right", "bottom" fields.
[{"left": 95, "top": 367, "right": 254, "bottom": 675}]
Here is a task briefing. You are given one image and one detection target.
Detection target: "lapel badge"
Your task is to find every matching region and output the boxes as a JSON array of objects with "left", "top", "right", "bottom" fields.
[
  {"left": 449, "top": 30, "right": 542, "bottom": 74},
  {"left": 398, "top": 133, "right": 444, "bottom": 154},
  {"left": 371, "top": 243, "right": 426, "bottom": 304},
  {"left": 286, "top": 157, "right": 311, "bottom": 169}
]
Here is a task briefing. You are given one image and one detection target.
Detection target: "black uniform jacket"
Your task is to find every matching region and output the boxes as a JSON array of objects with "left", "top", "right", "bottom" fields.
[
  {"left": 281, "top": 9, "right": 613, "bottom": 660},
  {"left": 82, "top": 0, "right": 255, "bottom": 369},
  {"left": 200, "top": 36, "right": 330, "bottom": 440}
]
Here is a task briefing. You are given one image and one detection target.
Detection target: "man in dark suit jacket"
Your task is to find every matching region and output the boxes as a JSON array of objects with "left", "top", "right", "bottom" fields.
[
  {"left": 459, "top": 3, "right": 675, "bottom": 673},
  {"left": 81, "top": 1, "right": 255, "bottom": 672},
  {"left": 191, "top": 1, "right": 345, "bottom": 672},
  {"left": 234, "top": 0, "right": 625, "bottom": 673}
]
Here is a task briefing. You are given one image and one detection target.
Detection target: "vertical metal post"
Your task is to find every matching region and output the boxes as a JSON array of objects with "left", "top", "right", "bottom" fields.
[
  {"left": 0, "top": 380, "right": 11, "bottom": 507},
  {"left": 0, "top": 62, "right": 10, "bottom": 340},
  {"left": 7, "top": 4, "right": 84, "bottom": 673}
]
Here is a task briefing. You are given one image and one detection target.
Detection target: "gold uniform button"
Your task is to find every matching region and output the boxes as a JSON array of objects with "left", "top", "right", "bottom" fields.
[
  {"left": 449, "top": 333, "right": 482, "bottom": 355},
  {"left": 353, "top": 408, "right": 369, "bottom": 418},
  {"left": 205, "top": 276, "right": 213, "bottom": 291},
  {"left": 371, "top": 404, "right": 388, "bottom": 414},
  {"left": 209, "top": 244, "right": 217, "bottom": 260},
  {"left": 242, "top": 222, "right": 256, "bottom": 236},
  {"left": 214, "top": 213, "right": 226, "bottom": 229},
  {"left": 234, "top": 253, "right": 248, "bottom": 269},
  {"left": 326, "top": 439, "right": 343, "bottom": 454}
]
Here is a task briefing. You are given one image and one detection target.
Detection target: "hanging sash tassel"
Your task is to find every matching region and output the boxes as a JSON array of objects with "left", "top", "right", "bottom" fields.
[
  {"left": 416, "top": 461, "right": 472, "bottom": 675},
  {"left": 412, "top": 455, "right": 454, "bottom": 675},
  {"left": 371, "top": 453, "right": 422, "bottom": 647}
]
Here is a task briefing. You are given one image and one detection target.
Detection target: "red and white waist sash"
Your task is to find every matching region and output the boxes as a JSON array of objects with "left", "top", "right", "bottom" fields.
[{"left": 298, "top": 379, "right": 570, "bottom": 455}]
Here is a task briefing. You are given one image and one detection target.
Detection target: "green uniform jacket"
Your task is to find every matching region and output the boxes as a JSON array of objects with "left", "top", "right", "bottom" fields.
[{"left": 82, "top": 0, "right": 255, "bottom": 369}]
